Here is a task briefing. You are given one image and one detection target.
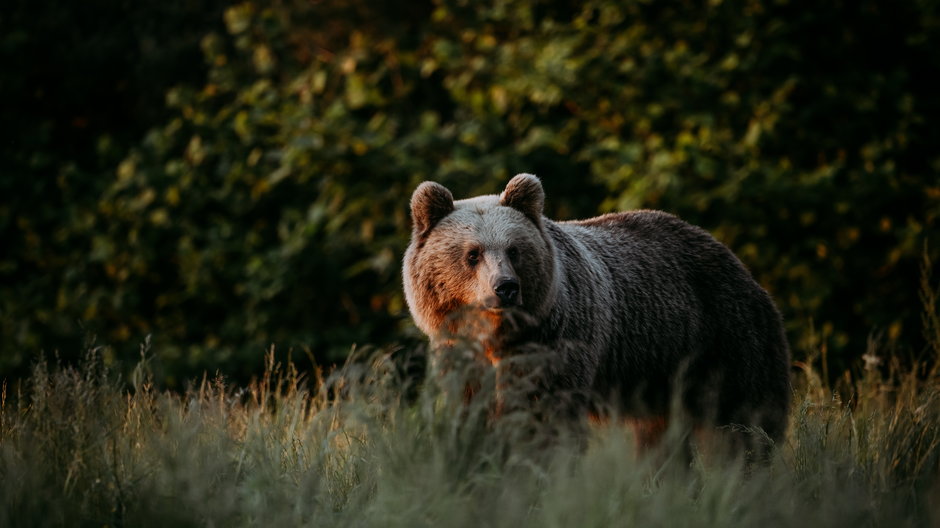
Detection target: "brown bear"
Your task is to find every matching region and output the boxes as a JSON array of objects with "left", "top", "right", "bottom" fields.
[{"left": 403, "top": 173, "right": 791, "bottom": 452}]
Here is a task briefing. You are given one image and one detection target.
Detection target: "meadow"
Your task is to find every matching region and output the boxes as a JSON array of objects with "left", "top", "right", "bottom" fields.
[
  {"left": 4, "top": 2, "right": 939, "bottom": 525},
  {"left": 1, "top": 327, "right": 938, "bottom": 527}
]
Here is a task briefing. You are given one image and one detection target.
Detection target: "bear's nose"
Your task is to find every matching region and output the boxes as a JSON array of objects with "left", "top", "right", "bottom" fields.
[{"left": 494, "top": 278, "right": 520, "bottom": 305}]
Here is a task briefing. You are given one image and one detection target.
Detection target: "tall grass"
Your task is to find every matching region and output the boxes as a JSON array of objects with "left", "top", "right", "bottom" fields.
[
  {"left": 3, "top": 259, "right": 940, "bottom": 527},
  {"left": 1, "top": 335, "right": 938, "bottom": 528}
]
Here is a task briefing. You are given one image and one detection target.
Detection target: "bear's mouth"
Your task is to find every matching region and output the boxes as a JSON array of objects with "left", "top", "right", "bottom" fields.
[{"left": 482, "top": 296, "right": 521, "bottom": 311}]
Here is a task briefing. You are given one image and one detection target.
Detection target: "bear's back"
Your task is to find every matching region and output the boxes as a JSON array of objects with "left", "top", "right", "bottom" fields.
[
  {"left": 559, "top": 210, "right": 761, "bottom": 311},
  {"left": 549, "top": 210, "right": 789, "bottom": 424}
]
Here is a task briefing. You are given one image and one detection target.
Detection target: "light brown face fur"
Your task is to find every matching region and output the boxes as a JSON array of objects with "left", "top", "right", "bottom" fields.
[{"left": 403, "top": 177, "right": 557, "bottom": 346}]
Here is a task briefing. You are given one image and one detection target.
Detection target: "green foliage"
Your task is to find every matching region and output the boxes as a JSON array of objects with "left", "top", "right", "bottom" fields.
[
  {"left": 0, "top": 0, "right": 230, "bottom": 377},
  {"left": 2, "top": 0, "right": 939, "bottom": 379},
  {"left": 1, "top": 347, "right": 938, "bottom": 526}
]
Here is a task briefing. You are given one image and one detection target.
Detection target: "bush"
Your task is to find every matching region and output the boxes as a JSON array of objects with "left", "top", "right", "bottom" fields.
[{"left": 2, "top": 0, "right": 938, "bottom": 381}]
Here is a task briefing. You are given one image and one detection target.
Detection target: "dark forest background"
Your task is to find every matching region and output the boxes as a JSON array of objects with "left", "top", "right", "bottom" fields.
[{"left": 1, "top": 0, "right": 938, "bottom": 386}]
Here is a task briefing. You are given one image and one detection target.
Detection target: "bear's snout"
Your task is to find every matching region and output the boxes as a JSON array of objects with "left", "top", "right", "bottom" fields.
[{"left": 494, "top": 278, "right": 521, "bottom": 306}]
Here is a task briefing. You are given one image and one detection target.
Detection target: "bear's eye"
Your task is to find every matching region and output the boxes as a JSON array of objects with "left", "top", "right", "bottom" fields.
[
  {"left": 506, "top": 246, "right": 519, "bottom": 260},
  {"left": 467, "top": 249, "right": 480, "bottom": 266}
]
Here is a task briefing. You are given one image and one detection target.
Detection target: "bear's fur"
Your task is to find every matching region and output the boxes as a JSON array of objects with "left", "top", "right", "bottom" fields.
[{"left": 403, "top": 174, "right": 791, "bottom": 449}]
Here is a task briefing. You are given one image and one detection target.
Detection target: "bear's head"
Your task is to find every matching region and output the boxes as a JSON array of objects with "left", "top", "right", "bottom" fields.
[{"left": 403, "top": 174, "right": 558, "bottom": 348}]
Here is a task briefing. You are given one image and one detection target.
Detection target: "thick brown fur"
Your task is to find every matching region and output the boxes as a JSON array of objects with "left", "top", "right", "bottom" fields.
[{"left": 403, "top": 174, "right": 792, "bottom": 451}]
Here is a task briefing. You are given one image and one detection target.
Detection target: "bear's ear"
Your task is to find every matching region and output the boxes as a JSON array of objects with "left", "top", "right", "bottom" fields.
[
  {"left": 500, "top": 173, "right": 544, "bottom": 227},
  {"left": 410, "top": 181, "right": 454, "bottom": 237}
]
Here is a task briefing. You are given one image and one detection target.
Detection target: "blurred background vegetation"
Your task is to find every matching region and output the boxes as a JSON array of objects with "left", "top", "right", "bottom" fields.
[{"left": 1, "top": 0, "right": 938, "bottom": 385}]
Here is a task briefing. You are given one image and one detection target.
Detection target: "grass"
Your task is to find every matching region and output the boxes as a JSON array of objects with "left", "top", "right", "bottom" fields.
[
  {"left": 0, "top": 336, "right": 938, "bottom": 528},
  {"left": 2, "top": 260, "right": 939, "bottom": 527}
]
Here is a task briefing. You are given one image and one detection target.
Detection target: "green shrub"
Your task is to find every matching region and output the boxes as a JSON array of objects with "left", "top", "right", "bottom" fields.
[{"left": 2, "top": 0, "right": 938, "bottom": 380}]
